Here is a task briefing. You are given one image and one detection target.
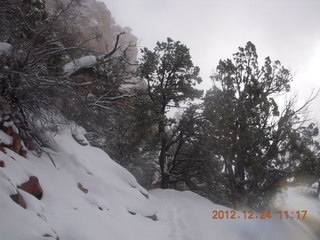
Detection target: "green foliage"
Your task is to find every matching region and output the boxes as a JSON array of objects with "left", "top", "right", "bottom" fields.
[
  {"left": 202, "top": 41, "right": 319, "bottom": 209},
  {"left": 138, "top": 38, "right": 203, "bottom": 188},
  {"left": 140, "top": 38, "right": 202, "bottom": 111}
]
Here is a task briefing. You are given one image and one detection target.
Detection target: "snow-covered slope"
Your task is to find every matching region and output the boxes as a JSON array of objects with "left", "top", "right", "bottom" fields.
[
  {"left": 0, "top": 126, "right": 162, "bottom": 240},
  {"left": 0, "top": 125, "right": 319, "bottom": 240}
]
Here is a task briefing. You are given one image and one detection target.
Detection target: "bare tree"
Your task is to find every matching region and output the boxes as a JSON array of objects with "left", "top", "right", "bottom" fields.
[{"left": 0, "top": 0, "right": 138, "bottom": 154}]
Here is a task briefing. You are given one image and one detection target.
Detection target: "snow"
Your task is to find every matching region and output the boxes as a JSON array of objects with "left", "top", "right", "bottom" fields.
[
  {"left": 119, "top": 83, "right": 136, "bottom": 92},
  {"left": 63, "top": 55, "right": 97, "bottom": 75},
  {"left": 311, "top": 181, "right": 319, "bottom": 190},
  {"left": 151, "top": 189, "right": 320, "bottom": 240},
  {"left": 3, "top": 120, "right": 19, "bottom": 133},
  {"left": 0, "top": 42, "right": 12, "bottom": 56},
  {"left": 0, "top": 123, "right": 319, "bottom": 240},
  {"left": 0, "top": 125, "right": 160, "bottom": 240},
  {"left": 273, "top": 186, "right": 320, "bottom": 221},
  {"left": 89, "top": 18, "right": 99, "bottom": 27},
  {"left": 0, "top": 130, "right": 13, "bottom": 145}
]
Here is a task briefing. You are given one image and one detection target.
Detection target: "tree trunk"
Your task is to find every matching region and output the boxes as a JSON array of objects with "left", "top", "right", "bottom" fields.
[
  {"left": 158, "top": 112, "right": 170, "bottom": 189},
  {"left": 235, "top": 156, "right": 245, "bottom": 182},
  {"left": 234, "top": 118, "right": 247, "bottom": 208},
  {"left": 160, "top": 173, "right": 169, "bottom": 189},
  {"left": 234, "top": 156, "right": 245, "bottom": 209},
  {"left": 225, "top": 158, "right": 237, "bottom": 207},
  {"left": 159, "top": 138, "right": 169, "bottom": 189}
]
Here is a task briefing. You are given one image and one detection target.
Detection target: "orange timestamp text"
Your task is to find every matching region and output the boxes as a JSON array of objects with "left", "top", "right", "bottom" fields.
[{"left": 212, "top": 210, "right": 308, "bottom": 220}]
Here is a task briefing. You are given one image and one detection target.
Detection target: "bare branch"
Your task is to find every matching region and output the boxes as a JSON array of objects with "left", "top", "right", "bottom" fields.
[{"left": 102, "top": 32, "right": 125, "bottom": 59}]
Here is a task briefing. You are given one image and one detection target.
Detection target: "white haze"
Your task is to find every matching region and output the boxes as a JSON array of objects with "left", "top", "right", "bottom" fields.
[{"left": 102, "top": 0, "right": 320, "bottom": 119}]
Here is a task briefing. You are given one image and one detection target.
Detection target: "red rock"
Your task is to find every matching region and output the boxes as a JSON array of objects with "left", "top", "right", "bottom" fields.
[
  {"left": 72, "top": 134, "right": 88, "bottom": 146},
  {"left": 0, "top": 146, "right": 6, "bottom": 153},
  {"left": 76, "top": 139, "right": 88, "bottom": 146},
  {"left": 10, "top": 192, "right": 27, "bottom": 209},
  {"left": 18, "top": 176, "right": 43, "bottom": 200},
  {"left": 78, "top": 183, "right": 88, "bottom": 193},
  {"left": 51, "top": 125, "right": 59, "bottom": 133},
  {"left": 20, "top": 149, "right": 27, "bottom": 158},
  {"left": 0, "top": 160, "right": 5, "bottom": 167},
  {"left": 12, "top": 132, "right": 22, "bottom": 154},
  {"left": 26, "top": 138, "right": 37, "bottom": 151},
  {"left": 14, "top": 121, "right": 21, "bottom": 128},
  {"left": 3, "top": 126, "right": 13, "bottom": 136}
]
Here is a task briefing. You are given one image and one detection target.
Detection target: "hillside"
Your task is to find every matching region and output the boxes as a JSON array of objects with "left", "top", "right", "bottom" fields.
[
  {"left": 0, "top": 121, "right": 320, "bottom": 240},
  {"left": 1, "top": 1, "right": 320, "bottom": 239},
  {"left": 0, "top": 123, "right": 160, "bottom": 240}
]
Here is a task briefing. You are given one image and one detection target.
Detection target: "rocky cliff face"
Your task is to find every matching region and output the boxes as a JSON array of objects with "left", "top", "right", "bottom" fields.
[{"left": 46, "top": 0, "right": 138, "bottom": 59}]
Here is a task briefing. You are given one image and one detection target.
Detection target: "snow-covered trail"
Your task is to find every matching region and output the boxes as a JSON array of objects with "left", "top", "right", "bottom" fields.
[{"left": 150, "top": 189, "right": 320, "bottom": 240}]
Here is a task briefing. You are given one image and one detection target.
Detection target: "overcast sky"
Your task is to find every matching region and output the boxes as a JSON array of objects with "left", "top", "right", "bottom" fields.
[{"left": 102, "top": 0, "right": 320, "bottom": 118}]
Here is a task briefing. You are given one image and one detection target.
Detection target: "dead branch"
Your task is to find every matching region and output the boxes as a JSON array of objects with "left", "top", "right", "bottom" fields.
[{"left": 103, "top": 32, "right": 125, "bottom": 59}]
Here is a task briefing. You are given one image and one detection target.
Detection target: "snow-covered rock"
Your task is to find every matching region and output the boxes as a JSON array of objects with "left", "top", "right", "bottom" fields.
[
  {"left": 63, "top": 55, "right": 97, "bottom": 75},
  {"left": 0, "top": 42, "right": 12, "bottom": 56},
  {"left": 0, "top": 130, "right": 13, "bottom": 145}
]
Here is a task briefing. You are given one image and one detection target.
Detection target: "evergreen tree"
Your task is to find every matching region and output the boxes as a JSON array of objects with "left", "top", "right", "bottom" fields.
[
  {"left": 203, "top": 41, "right": 319, "bottom": 208},
  {"left": 139, "top": 38, "right": 203, "bottom": 188}
]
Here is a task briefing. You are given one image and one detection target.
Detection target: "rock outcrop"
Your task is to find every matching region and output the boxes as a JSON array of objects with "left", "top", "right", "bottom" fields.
[
  {"left": 77, "top": 182, "right": 89, "bottom": 194},
  {"left": 18, "top": 176, "right": 43, "bottom": 200},
  {"left": 0, "top": 113, "right": 40, "bottom": 157},
  {"left": 10, "top": 192, "right": 27, "bottom": 209},
  {"left": 46, "top": 0, "right": 138, "bottom": 58},
  {"left": 0, "top": 114, "right": 27, "bottom": 157}
]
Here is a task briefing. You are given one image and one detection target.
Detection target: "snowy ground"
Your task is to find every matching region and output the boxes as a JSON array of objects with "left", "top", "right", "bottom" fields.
[
  {"left": 0, "top": 125, "right": 319, "bottom": 240},
  {"left": 152, "top": 189, "right": 320, "bottom": 240}
]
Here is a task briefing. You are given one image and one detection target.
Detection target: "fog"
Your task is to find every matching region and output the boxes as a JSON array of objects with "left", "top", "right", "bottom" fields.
[{"left": 102, "top": 0, "right": 320, "bottom": 119}]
